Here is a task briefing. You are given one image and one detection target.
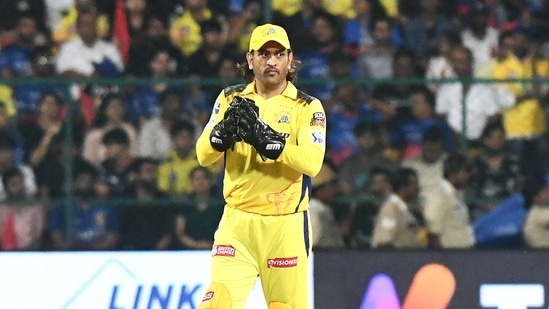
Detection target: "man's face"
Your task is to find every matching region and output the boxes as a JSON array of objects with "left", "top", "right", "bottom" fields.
[
  {"left": 104, "top": 143, "right": 126, "bottom": 159},
  {"left": 17, "top": 17, "right": 37, "bottom": 42},
  {"left": 247, "top": 41, "right": 292, "bottom": 88},
  {"left": 373, "top": 20, "right": 391, "bottom": 44},
  {"left": 139, "top": 162, "right": 157, "bottom": 185},
  {"left": 161, "top": 94, "right": 182, "bottom": 116},
  {"left": 150, "top": 51, "right": 171, "bottom": 77},
  {"left": 450, "top": 48, "right": 472, "bottom": 78},
  {"left": 422, "top": 141, "right": 443, "bottom": 162},
  {"left": 77, "top": 13, "right": 98, "bottom": 44},
  {"left": 393, "top": 56, "right": 415, "bottom": 77},
  {"left": 312, "top": 17, "right": 335, "bottom": 44},
  {"left": 191, "top": 168, "right": 212, "bottom": 195},
  {"left": 0, "top": 148, "right": 14, "bottom": 169},
  {"left": 6, "top": 174, "right": 24, "bottom": 198},
  {"left": 173, "top": 130, "right": 194, "bottom": 155},
  {"left": 39, "top": 95, "right": 60, "bottom": 119},
  {"left": 513, "top": 32, "right": 532, "bottom": 59},
  {"left": 411, "top": 93, "right": 433, "bottom": 119},
  {"left": 455, "top": 167, "right": 471, "bottom": 188},
  {"left": 146, "top": 18, "right": 167, "bottom": 38}
]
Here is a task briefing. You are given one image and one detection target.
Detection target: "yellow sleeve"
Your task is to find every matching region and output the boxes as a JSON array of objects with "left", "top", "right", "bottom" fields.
[
  {"left": 53, "top": 15, "right": 73, "bottom": 43},
  {"left": 277, "top": 99, "right": 326, "bottom": 177},
  {"left": 97, "top": 15, "right": 110, "bottom": 39},
  {"left": 196, "top": 91, "right": 227, "bottom": 167},
  {"left": 157, "top": 161, "right": 171, "bottom": 192},
  {"left": 0, "top": 85, "right": 15, "bottom": 117}
]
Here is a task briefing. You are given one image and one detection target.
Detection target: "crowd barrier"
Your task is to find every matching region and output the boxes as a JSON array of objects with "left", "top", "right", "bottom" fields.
[
  {"left": 314, "top": 250, "right": 549, "bottom": 309},
  {"left": 2, "top": 249, "right": 549, "bottom": 309},
  {"left": 0, "top": 250, "right": 313, "bottom": 309}
]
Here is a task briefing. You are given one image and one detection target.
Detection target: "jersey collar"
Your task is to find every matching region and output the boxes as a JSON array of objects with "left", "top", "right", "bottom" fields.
[{"left": 244, "top": 80, "right": 298, "bottom": 99}]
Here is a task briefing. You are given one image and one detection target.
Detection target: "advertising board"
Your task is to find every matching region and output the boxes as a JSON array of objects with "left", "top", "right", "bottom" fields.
[
  {"left": 0, "top": 251, "right": 314, "bottom": 309},
  {"left": 314, "top": 250, "right": 549, "bottom": 309}
]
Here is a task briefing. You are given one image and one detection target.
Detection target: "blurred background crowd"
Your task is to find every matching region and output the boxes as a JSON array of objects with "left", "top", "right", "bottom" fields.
[{"left": 0, "top": 0, "right": 549, "bottom": 252}]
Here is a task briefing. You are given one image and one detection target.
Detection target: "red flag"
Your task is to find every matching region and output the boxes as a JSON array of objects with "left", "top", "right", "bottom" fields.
[
  {"left": 1, "top": 210, "right": 17, "bottom": 250},
  {"left": 113, "top": 0, "right": 130, "bottom": 65},
  {"left": 80, "top": 87, "right": 96, "bottom": 127}
]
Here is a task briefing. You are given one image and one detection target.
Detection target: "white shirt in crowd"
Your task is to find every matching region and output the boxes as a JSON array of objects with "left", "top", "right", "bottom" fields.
[
  {"left": 435, "top": 82, "right": 515, "bottom": 140},
  {"left": 55, "top": 38, "right": 124, "bottom": 76},
  {"left": 461, "top": 27, "right": 500, "bottom": 76},
  {"left": 138, "top": 118, "right": 173, "bottom": 160}
]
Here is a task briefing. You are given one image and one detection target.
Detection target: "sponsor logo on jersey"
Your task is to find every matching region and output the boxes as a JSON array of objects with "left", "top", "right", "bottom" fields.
[
  {"left": 202, "top": 291, "right": 214, "bottom": 302},
  {"left": 212, "top": 245, "right": 236, "bottom": 257},
  {"left": 310, "top": 112, "right": 326, "bottom": 127},
  {"left": 267, "top": 257, "right": 298, "bottom": 268},
  {"left": 311, "top": 131, "right": 325, "bottom": 144},
  {"left": 212, "top": 101, "right": 221, "bottom": 114}
]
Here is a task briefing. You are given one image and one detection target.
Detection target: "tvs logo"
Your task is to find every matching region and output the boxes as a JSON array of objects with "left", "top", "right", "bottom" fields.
[
  {"left": 267, "top": 257, "right": 298, "bottom": 268},
  {"left": 202, "top": 291, "right": 214, "bottom": 302},
  {"left": 212, "top": 245, "right": 236, "bottom": 257},
  {"left": 360, "top": 264, "right": 455, "bottom": 309},
  {"left": 311, "top": 131, "right": 324, "bottom": 144}
]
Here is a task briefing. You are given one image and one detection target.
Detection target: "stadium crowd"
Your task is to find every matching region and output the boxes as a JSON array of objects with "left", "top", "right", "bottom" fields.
[{"left": 0, "top": 0, "right": 549, "bottom": 251}]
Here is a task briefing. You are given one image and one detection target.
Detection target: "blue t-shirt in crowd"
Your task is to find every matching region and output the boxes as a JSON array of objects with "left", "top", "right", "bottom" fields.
[
  {"left": 0, "top": 43, "right": 33, "bottom": 77},
  {"left": 48, "top": 202, "right": 119, "bottom": 250}
]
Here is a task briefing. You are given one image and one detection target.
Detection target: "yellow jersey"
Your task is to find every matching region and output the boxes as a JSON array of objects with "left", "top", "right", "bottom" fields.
[
  {"left": 272, "top": 0, "right": 303, "bottom": 17},
  {"left": 157, "top": 149, "right": 214, "bottom": 197},
  {"left": 196, "top": 81, "right": 326, "bottom": 215},
  {"left": 493, "top": 54, "right": 549, "bottom": 137},
  {"left": 169, "top": 9, "right": 212, "bottom": 57}
]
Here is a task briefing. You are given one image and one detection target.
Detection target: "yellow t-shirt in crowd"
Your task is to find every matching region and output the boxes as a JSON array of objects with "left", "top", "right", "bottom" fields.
[
  {"left": 170, "top": 9, "right": 212, "bottom": 57},
  {"left": 493, "top": 54, "right": 549, "bottom": 137},
  {"left": 52, "top": 7, "right": 110, "bottom": 44},
  {"left": 272, "top": 0, "right": 303, "bottom": 17},
  {"left": 322, "top": 0, "right": 355, "bottom": 18},
  {"left": 380, "top": 0, "right": 398, "bottom": 17},
  {"left": 157, "top": 149, "right": 205, "bottom": 197},
  {"left": 0, "top": 85, "right": 16, "bottom": 117},
  {"left": 196, "top": 81, "right": 326, "bottom": 215}
]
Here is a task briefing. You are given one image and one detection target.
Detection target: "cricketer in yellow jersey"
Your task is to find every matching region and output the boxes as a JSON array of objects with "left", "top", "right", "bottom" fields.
[{"left": 195, "top": 24, "right": 326, "bottom": 309}]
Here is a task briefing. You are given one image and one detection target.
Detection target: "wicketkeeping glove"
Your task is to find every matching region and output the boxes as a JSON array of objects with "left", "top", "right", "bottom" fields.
[
  {"left": 231, "top": 97, "right": 286, "bottom": 160},
  {"left": 209, "top": 105, "right": 240, "bottom": 152}
]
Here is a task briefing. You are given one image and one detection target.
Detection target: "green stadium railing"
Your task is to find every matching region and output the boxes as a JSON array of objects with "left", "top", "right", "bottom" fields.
[{"left": 3, "top": 75, "right": 547, "bottom": 247}]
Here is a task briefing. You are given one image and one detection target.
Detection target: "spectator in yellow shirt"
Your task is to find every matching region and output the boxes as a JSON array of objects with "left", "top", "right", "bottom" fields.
[
  {"left": 492, "top": 29, "right": 549, "bottom": 178},
  {"left": 158, "top": 119, "right": 213, "bottom": 197},
  {"left": 169, "top": 0, "right": 227, "bottom": 57}
]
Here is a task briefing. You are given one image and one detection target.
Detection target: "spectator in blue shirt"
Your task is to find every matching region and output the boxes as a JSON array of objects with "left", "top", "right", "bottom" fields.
[
  {"left": 0, "top": 13, "right": 49, "bottom": 79},
  {"left": 297, "top": 10, "right": 343, "bottom": 102},
  {"left": 14, "top": 46, "right": 66, "bottom": 119},
  {"left": 48, "top": 162, "right": 120, "bottom": 250},
  {"left": 389, "top": 87, "right": 454, "bottom": 160}
]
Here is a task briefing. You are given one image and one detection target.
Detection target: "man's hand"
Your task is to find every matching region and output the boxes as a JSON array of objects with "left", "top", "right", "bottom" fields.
[
  {"left": 209, "top": 105, "right": 240, "bottom": 152},
  {"left": 231, "top": 96, "right": 286, "bottom": 160}
]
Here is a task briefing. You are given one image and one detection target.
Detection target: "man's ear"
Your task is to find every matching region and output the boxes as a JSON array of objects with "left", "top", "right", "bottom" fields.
[{"left": 246, "top": 52, "right": 253, "bottom": 70}]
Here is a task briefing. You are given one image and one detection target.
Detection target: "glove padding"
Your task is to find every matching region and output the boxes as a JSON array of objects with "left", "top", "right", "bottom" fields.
[
  {"left": 241, "top": 118, "right": 286, "bottom": 160},
  {"left": 229, "top": 96, "right": 286, "bottom": 160},
  {"left": 209, "top": 106, "right": 240, "bottom": 152}
]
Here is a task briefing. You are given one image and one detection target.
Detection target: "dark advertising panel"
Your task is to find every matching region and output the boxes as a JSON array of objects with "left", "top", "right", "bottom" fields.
[{"left": 314, "top": 250, "right": 549, "bottom": 309}]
